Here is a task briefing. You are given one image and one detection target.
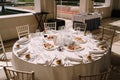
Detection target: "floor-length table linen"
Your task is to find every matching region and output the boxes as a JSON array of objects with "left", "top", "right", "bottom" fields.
[
  {"left": 12, "top": 30, "right": 110, "bottom": 80},
  {"left": 73, "top": 13, "right": 101, "bottom": 30}
]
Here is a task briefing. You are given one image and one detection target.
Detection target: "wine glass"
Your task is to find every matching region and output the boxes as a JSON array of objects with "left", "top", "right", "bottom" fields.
[{"left": 75, "top": 27, "right": 81, "bottom": 35}]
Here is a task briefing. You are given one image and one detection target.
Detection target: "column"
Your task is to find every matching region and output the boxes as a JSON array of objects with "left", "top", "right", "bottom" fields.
[
  {"left": 34, "top": 0, "right": 41, "bottom": 12},
  {"left": 79, "top": 0, "right": 94, "bottom": 13},
  {"left": 79, "top": 0, "right": 87, "bottom": 13},
  {"left": 34, "top": 0, "right": 56, "bottom": 19}
]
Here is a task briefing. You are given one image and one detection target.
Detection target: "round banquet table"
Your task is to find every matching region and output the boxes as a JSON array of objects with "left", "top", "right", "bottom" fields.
[{"left": 12, "top": 30, "right": 111, "bottom": 80}]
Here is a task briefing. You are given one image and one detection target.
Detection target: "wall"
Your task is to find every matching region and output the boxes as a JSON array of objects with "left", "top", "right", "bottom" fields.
[
  {"left": 94, "top": 6, "right": 111, "bottom": 18},
  {"left": 112, "top": 0, "right": 120, "bottom": 10},
  {"left": 79, "top": 0, "right": 112, "bottom": 18},
  {"left": 94, "top": 0, "right": 113, "bottom": 18},
  {"left": 0, "top": 13, "right": 37, "bottom": 41},
  {"left": 79, "top": 0, "right": 87, "bottom": 13}
]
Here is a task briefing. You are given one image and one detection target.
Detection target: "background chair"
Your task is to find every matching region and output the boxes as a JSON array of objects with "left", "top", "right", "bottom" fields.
[
  {"left": 90, "top": 27, "right": 103, "bottom": 39},
  {"left": 79, "top": 69, "right": 111, "bottom": 80},
  {"left": 44, "top": 22, "right": 57, "bottom": 30},
  {"left": 3, "top": 67, "right": 35, "bottom": 80},
  {"left": 101, "top": 27, "right": 116, "bottom": 54},
  {"left": 91, "top": 27, "right": 116, "bottom": 53},
  {"left": 0, "top": 35, "right": 10, "bottom": 67},
  {"left": 16, "top": 24, "right": 30, "bottom": 39},
  {"left": 73, "top": 22, "right": 87, "bottom": 35},
  {"left": 92, "top": 27, "right": 120, "bottom": 71}
]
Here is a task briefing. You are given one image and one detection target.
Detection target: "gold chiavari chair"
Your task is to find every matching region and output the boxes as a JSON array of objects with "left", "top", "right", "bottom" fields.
[
  {"left": 3, "top": 67, "right": 35, "bottom": 80},
  {"left": 111, "top": 31, "right": 120, "bottom": 70},
  {"left": 91, "top": 27, "right": 116, "bottom": 54},
  {"left": 16, "top": 24, "right": 30, "bottom": 39}
]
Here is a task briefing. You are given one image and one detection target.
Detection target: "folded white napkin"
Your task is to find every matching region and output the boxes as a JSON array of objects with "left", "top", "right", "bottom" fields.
[
  {"left": 97, "top": 40, "right": 109, "bottom": 47},
  {"left": 36, "top": 58, "right": 46, "bottom": 65},
  {"left": 17, "top": 38, "right": 29, "bottom": 44},
  {"left": 67, "top": 56, "right": 82, "bottom": 62},
  {"left": 16, "top": 47, "right": 28, "bottom": 56},
  {"left": 89, "top": 50, "right": 105, "bottom": 54}
]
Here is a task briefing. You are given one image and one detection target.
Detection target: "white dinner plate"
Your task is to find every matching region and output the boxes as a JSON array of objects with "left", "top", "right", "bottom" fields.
[
  {"left": 74, "top": 37, "right": 87, "bottom": 44},
  {"left": 43, "top": 43, "right": 56, "bottom": 51},
  {"left": 65, "top": 45, "right": 84, "bottom": 52}
]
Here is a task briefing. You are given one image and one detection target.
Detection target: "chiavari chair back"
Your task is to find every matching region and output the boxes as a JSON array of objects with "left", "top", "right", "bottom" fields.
[
  {"left": 101, "top": 27, "right": 116, "bottom": 53},
  {"left": 3, "top": 67, "right": 35, "bottom": 80},
  {"left": 16, "top": 24, "right": 29, "bottom": 39}
]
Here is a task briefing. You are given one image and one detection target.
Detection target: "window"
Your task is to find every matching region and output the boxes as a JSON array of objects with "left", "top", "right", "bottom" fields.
[
  {"left": 94, "top": 0, "right": 105, "bottom": 3},
  {"left": 94, "top": 0, "right": 105, "bottom": 6},
  {"left": 56, "top": 0, "right": 80, "bottom": 6},
  {"left": 56, "top": 0, "right": 80, "bottom": 19},
  {"left": 18, "top": 0, "right": 34, "bottom": 2}
]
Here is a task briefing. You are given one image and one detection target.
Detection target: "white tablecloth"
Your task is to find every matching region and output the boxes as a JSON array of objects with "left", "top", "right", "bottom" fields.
[{"left": 12, "top": 30, "right": 110, "bottom": 80}]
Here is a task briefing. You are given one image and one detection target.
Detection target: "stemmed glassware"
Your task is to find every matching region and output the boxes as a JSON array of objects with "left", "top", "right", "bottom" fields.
[{"left": 75, "top": 27, "right": 81, "bottom": 35}]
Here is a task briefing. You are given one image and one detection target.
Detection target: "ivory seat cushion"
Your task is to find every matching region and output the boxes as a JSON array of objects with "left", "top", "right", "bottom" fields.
[{"left": 111, "top": 41, "right": 120, "bottom": 65}]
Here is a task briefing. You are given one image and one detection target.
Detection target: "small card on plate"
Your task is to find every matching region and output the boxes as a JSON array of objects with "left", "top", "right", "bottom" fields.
[{"left": 43, "top": 43, "right": 56, "bottom": 51}]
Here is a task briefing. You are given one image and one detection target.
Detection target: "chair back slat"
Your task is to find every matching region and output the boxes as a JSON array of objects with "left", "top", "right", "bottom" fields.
[
  {"left": 17, "top": 72, "right": 19, "bottom": 80},
  {"left": 16, "top": 24, "right": 29, "bottom": 39},
  {"left": 44, "top": 22, "right": 57, "bottom": 30},
  {"left": 3, "top": 67, "right": 35, "bottom": 80}
]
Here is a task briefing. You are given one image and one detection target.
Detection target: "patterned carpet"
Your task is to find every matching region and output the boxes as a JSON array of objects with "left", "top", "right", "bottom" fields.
[{"left": 0, "top": 17, "right": 120, "bottom": 80}]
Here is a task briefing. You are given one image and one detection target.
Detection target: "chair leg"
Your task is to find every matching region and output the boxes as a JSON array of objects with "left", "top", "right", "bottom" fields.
[
  {"left": 0, "top": 53, "right": 9, "bottom": 61},
  {"left": 0, "top": 53, "right": 11, "bottom": 67}
]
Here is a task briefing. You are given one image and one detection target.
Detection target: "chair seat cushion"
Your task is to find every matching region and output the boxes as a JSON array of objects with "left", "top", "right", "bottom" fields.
[
  {"left": 111, "top": 52, "right": 120, "bottom": 65},
  {"left": 112, "top": 41, "right": 120, "bottom": 55},
  {"left": 111, "top": 41, "right": 120, "bottom": 65}
]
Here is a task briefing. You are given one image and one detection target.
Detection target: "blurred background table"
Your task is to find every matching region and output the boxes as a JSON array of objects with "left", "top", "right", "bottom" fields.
[
  {"left": 47, "top": 18, "right": 65, "bottom": 30},
  {"left": 73, "top": 13, "right": 101, "bottom": 31}
]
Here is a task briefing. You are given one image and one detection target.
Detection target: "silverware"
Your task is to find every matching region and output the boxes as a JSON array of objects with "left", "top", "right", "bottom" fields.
[{"left": 49, "top": 56, "right": 57, "bottom": 66}]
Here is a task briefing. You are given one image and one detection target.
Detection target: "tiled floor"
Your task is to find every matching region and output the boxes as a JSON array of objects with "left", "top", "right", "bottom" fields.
[{"left": 0, "top": 17, "right": 120, "bottom": 80}]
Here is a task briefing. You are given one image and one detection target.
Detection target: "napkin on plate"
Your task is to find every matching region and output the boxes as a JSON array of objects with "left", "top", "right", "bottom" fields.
[
  {"left": 17, "top": 38, "right": 29, "bottom": 45},
  {"left": 16, "top": 47, "right": 28, "bottom": 56},
  {"left": 36, "top": 58, "right": 46, "bottom": 65},
  {"left": 89, "top": 50, "right": 105, "bottom": 54},
  {"left": 67, "top": 56, "right": 82, "bottom": 62},
  {"left": 97, "top": 40, "right": 108, "bottom": 47}
]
